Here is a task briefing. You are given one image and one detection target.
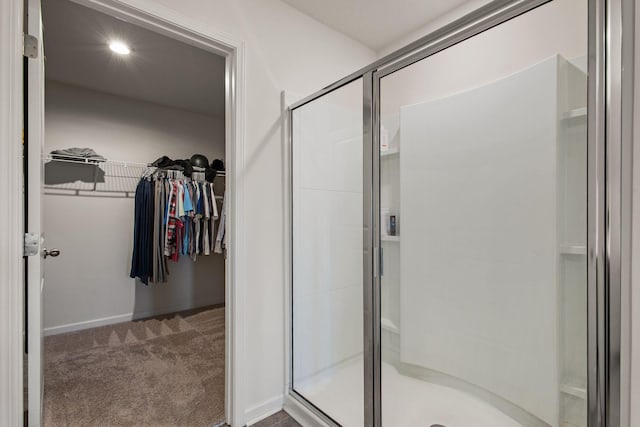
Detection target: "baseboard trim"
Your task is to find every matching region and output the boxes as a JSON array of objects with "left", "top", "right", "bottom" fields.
[
  {"left": 44, "top": 313, "right": 132, "bottom": 336},
  {"left": 44, "top": 303, "right": 225, "bottom": 336},
  {"left": 283, "top": 394, "right": 328, "bottom": 427},
  {"left": 245, "top": 395, "right": 284, "bottom": 425}
]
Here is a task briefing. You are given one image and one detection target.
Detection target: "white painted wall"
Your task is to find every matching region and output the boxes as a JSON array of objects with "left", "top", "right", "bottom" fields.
[
  {"left": 101, "top": 0, "right": 377, "bottom": 419},
  {"left": 376, "top": 0, "right": 492, "bottom": 57},
  {"left": 43, "top": 81, "right": 226, "bottom": 333}
]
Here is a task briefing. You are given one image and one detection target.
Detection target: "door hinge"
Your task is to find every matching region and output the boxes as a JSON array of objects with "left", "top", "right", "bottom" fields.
[
  {"left": 23, "top": 33, "right": 38, "bottom": 59},
  {"left": 24, "top": 232, "right": 40, "bottom": 257}
]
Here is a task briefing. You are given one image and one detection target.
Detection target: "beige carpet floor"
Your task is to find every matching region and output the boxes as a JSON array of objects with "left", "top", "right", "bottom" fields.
[
  {"left": 252, "top": 411, "right": 301, "bottom": 427},
  {"left": 43, "top": 307, "right": 225, "bottom": 427}
]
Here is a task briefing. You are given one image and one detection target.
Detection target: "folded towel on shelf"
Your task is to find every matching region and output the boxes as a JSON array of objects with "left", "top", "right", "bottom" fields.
[{"left": 50, "top": 147, "right": 106, "bottom": 162}]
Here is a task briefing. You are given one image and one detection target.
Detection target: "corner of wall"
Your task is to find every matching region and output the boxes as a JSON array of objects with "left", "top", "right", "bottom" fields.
[
  {"left": 375, "top": 0, "right": 491, "bottom": 58},
  {"left": 244, "top": 394, "right": 285, "bottom": 426}
]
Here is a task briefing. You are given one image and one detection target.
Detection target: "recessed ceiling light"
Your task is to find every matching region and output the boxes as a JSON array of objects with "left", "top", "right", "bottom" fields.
[{"left": 109, "top": 41, "right": 130, "bottom": 55}]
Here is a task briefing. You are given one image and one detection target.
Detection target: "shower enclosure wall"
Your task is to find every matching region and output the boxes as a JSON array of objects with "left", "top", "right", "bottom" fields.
[{"left": 289, "top": 0, "right": 624, "bottom": 426}]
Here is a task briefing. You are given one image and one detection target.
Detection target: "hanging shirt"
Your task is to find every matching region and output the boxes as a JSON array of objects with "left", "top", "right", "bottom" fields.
[
  {"left": 164, "top": 180, "right": 179, "bottom": 257},
  {"left": 194, "top": 182, "right": 202, "bottom": 255},
  {"left": 158, "top": 178, "right": 168, "bottom": 280},
  {"left": 214, "top": 191, "right": 226, "bottom": 254},
  {"left": 183, "top": 183, "right": 193, "bottom": 213},
  {"left": 187, "top": 183, "right": 196, "bottom": 259},
  {"left": 130, "top": 179, "right": 154, "bottom": 284},
  {"left": 201, "top": 182, "right": 210, "bottom": 255},
  {"left": 208, "top": 183, "right": 218, "bottom": 252},
  {"left": 173, "top": 214, "right": 184, "bottom": 262},
  {"left": 182, "top": 183, "right": 193, "bottom": 256},
  {"left": 152, "top": 179, "right": 161, "bottom": 283},
  {"left": 209, "top": 183, "right": 219, "bottom": 220},
  {"left": 173, "top": 179, "right": 185, "bottom": 261},
  {"left": 164, "top": 179, "right": 171, "bottom": 225},
  {"left": 177, "top": 181, "right": 185, "bottom": 218}
]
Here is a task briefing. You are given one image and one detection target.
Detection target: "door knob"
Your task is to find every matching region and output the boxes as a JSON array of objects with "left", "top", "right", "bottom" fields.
[{"left": 43, "top": 248, "right": 61, "bottom": 259}]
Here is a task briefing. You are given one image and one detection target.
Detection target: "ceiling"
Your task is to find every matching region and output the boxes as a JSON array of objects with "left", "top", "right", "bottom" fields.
[
  {"left": 42, "top": 0, "right": 226, "bottom": 116},
  {"left": 283, "top": 0, "right": 477, "bottom": 52}
]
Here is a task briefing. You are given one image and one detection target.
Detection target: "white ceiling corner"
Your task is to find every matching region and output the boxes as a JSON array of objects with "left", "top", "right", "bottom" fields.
[{"left": 282, "top": 0, "right": 482, "bottom": 52}]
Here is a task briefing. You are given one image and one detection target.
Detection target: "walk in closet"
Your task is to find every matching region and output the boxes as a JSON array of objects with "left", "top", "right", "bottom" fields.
[{"left": 38, "top": 0, "right": 229, "bottom": 425}]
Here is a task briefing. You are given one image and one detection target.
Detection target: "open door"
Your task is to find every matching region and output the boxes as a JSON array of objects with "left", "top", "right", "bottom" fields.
[{"left": 25, "top": 0, "right": 46, "bottom": 425}]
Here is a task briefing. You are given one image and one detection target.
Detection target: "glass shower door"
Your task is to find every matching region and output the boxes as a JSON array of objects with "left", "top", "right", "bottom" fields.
[
  {"left": 377, "top": 0, "right": 588, "bottom": 426},
  {"left": 291, "top": 79, "right": 364, "bottom": 426}
]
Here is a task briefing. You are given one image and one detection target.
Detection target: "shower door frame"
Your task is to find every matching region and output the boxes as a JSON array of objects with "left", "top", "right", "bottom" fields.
[{"left": 287, "top": 0, "right": 632, "bottom": 425}]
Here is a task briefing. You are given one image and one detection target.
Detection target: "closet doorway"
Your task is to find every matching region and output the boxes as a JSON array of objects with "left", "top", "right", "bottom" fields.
[{"left": 23, "top": 0, "right": 244, "bottom": 425}]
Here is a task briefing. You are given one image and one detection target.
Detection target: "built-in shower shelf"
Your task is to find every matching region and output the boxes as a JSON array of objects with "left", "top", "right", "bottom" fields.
[
  {"left": 560, "top": 245, "right": 587, "bottom": 255},
  {"left": 382, "top": 235, "right": 400, "bottom": 242},
  {"left": 561, "top": 383, "right": 587, "bottom": 400},
  {"left": 381, "top": 317, "right": 400, "bottom": 334},
  {"left": 561, "top": 107, "right": 587, "bottom": 120},
  {"left": 381, "top": 149, "right": 399, "bottom": 158}
]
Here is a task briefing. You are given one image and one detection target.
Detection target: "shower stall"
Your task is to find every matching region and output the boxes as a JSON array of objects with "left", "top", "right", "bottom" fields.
[{"left": 288, "top": 0, "right": 625, "bottom": 426}]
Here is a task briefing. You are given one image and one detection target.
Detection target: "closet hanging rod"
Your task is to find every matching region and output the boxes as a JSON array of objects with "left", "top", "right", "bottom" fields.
[{"left": 153, "top": 169, "right": 225, "bottom": 177}]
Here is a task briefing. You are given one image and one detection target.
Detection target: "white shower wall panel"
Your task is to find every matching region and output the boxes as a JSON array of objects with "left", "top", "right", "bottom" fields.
[
  {"left": 399, "top": 57, "right": 562, "bottom": 425},
  {"left": 293, "top": 188, "right": 363, "bottom": 381},
  {"left": 292, "top": 84, "right": 363, "bottom": 383}
]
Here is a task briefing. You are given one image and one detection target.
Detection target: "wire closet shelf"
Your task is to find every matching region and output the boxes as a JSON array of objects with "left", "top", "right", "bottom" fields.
[{"left": 42, "top": 155, "right": 225, "bottom": 197}]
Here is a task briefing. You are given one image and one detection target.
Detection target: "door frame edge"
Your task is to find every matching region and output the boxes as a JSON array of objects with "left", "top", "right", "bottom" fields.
[
  {"left": 11, "top": 0, "right": 249, "bottom": 425},
  {"left": 0, "top": 0, "right": 26, "bottom": 425}
]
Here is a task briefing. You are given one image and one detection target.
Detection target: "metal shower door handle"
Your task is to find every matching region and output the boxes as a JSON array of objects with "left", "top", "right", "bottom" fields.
[{"left": 43, "top": 248, "right": 61, "bottom": 259}]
